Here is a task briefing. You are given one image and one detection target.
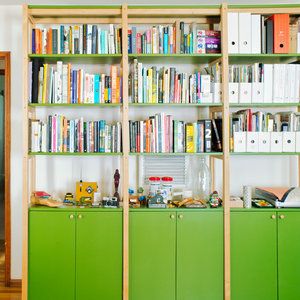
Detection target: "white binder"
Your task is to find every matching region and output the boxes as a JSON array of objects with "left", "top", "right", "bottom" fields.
[
  {"left": 282, "top": 132, "right": 296, "bottom": 152},
  {"left": 213, "top": 83, "right": 221, "bottom": 103},
  {"left": 234, "top": 132, "right": 246, "bottom": 152},
  {"left": 229, "top": 82, "right": 239, "bottom": 103},
  {"left": 270, "top": 132, "right": 283, "bottom": 152},
  {"left": 258, "top": 132, "right": 271, "bottom": 152},
  {"left": 263, "top": 64, "right": 273, "bottom": 103},
  {"left": 251, "top": 14, "right": 261, "bottom": 54},
  {"left": 228, "top": 13, "right": 239, "bottom": 53},
  {"left": 246, "top": 132, "right": 259, "bottom": 152},
  {"left": 239, "top": 83, "right": 252, "bottom": 103},
  {"left": 252, "top": 83, "right": 264, "bottom": 103},
  {"left": 238, "top": 13, "right": 252, "bottom": 53}
]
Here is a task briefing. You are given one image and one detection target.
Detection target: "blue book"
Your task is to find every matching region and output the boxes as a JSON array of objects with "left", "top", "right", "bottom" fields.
[
  {"left": 128, "top": 31, "right": 132, "bottom": 54},
  {"left": 94, "top": 74, "right": 100, "bottom": 103},
  {"left": 163, "top": 27, "right": 169, "bottom": 54},
  {"left": 99, "top": 120, "right": 106, "bottom": 152},
  {"left": 32, "top": 29, "right": 36, "bottom": 53},
  {"left": 60, "top": 25, "right": 64, "bottom": 54}
]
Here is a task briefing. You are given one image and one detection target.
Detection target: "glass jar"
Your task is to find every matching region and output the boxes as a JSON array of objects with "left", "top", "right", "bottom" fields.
[
  {"left": 148, "top": 177, "right": 161, "bottom": 197},
  {"left": 161, "top": 177, "right": 173, "bottom": 203},
  {"left": 195, "top": 158, "right": 211, "bottom": 201}
]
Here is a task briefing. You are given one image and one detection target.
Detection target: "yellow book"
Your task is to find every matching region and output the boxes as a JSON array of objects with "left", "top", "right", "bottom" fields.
[
  {"left": 147, "top": 68, "right": 153, "bottom": 103},
  {"left": 42, "top": 64, "right": 48, "bottom": 104},
  {"left": 185, "top": 123, "right": 194, "bottom": 153}
]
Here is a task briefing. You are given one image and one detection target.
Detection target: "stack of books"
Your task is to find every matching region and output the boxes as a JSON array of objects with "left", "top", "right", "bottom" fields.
[
  {"left": 32, "top": 24, "right": 122, "bottom": 55},
  {"left": 129, "top": 59, "right": 221, "bottom": 104},
  {"left": 29, "top": 59, "right": 122, "bottom": 104},
  {"left": 30, "top": 115, "right": 122, "bottom": 153},
  {"left": 129, "top": 113, "right": 222, "bottom": 153},
  {"left": 128, "top": 23, "right": 221, "bottom": 54}
]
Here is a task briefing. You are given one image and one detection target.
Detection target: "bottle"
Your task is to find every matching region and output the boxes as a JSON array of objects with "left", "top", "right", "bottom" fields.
[{"left": 195, "top": 158, "right": 211, "bottom": 201}]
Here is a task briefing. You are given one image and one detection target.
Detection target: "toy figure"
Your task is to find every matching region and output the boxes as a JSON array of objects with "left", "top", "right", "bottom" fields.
[
  {"left": 209, "top": 191, "right": 221, "bottom": 208},
  {"left": 114, "top": 169, "right": 120, "bottom": 203}
]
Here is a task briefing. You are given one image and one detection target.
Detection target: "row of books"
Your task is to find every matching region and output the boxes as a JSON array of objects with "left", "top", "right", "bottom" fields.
[
  {"left": 129, "top": 113, "right": 222, "bottom": 153},
  {"left": 129, "top": 59, "right": 221, "bottom": 104},
  {"left": 30, "top": 115, "right": 122, "bottom": 153},
  {"left": 228, "top": 13, "right": 300, "bottom": 54},
  {"left": 128, "top": 23, "right": 221, "bottom": 54},
  {"left": 231, "top": 110, "right": 300, "bottom": 133},
  {"left": 32, "top": 25, "right": 122, "bottom": 55},
  {"left": 29, "top": 59, "right": 122, "bottom": 104},
  {"left": 229, "top": 64, "right": 300, "bottom": 104}
]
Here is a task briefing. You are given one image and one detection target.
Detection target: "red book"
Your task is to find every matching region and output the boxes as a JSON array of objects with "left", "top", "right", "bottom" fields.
[{"left": 271, "top": 14, "right": 290, "bottom": 53}]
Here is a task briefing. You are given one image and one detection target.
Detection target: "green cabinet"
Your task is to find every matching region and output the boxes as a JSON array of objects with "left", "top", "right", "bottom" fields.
[
  {"left": 129, "top": 211, "right": 176, "bottom": 300},
  {"left": 130, "top": 210, "right": 223, "bottom": 300},
  {"left": 29, "top": 210, "right": 122, "bottom": 300},
  {"left": 231, "top": 210, "right": 300, "bottom": 300},
  {"left": 231, "top": 212, "right": 278, "bottom": 300},
  {"left": 278, "top": 212, "right": 300, "bottom": 300},
  {"left": 29, "top": 211, "right": 76, "bottom": 300},
  {"left": 177, "top": 211, "right": 223, "bottom": 300}
]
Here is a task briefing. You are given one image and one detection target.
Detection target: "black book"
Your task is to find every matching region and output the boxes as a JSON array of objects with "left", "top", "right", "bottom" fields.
[
  {"left": 212, "top": 118, "right": 222, "bottom": 152},
  {"left": 83, "top": 24, "right": 87, "bottom": 54},
  {"left": 83, "top": 122, "right": 87, "bottom": 152},
  {"left": 204, "top": 119, "right": 212, "bottom": 153},
  {"left": 31, "top": 58, "right": 44, "bottom": 103},
  {"left": 52, "top": 29, "right": 58, "bottom": 54},
  {"left": 266, "top": 17, "right": 274, "bottom": 54},
  {"left": 48, "top": 115, "right": 52, "bottom": 152}
]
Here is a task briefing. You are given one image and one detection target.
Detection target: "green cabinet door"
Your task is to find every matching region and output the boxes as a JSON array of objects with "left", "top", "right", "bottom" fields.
[
  {"left": 177, "top": 211, "right": 223, "bottom": 300},
  {"left": 75, "top": 211, "right": 122, "bottom": 300},
  {"left": 129, "top": 211, "right": 176, "bottom": 300},
  {"left": 278, "top": 212, "right": 300, "bottom": 300},
  {"left": 28, "top": 211, "right": 76, "bottom": 300},
  {"left": 231, "top": 212, "right": 277, "bottom": 300}
]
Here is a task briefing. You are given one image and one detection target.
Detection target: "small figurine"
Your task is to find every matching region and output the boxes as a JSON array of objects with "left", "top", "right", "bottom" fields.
[
  {"left": 209, "top": 191, "right": 221, "bottom": 208},
  {"left": 114, "top": 169, "right": 121, "bottom": 204}
]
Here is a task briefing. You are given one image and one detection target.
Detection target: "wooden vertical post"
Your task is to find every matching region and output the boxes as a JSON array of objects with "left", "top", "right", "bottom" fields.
[
  {"left": 22, "top": 4, "right": 29, "bottom": 300},
  {"left": 121, "top": 4, "right": 129, "bottom": 300},
  {"left": 221, "top": 3, "right": 230, "bottom": 300}
]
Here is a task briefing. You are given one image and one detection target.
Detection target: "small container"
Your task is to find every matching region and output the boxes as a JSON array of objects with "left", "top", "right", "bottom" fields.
[
  {"left": 161, "top": 177, "right": 173, "bottom": 202},
  {"left": 243, "top": 185, "right": 252, "bottom": 208},
  {"left": 149, "top": 177, "right": 161, "bottom": 197}
]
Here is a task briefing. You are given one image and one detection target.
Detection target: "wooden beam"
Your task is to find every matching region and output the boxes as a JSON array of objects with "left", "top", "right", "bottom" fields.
[
  {"left": 22, "top": 4, "right": 29, "bottom": 300},
  {"left": 221, "top": 3, "right": 231, "bottom": 300},
  {"left": 128, "top": 17, "right": 220, "bottom": 24},
  {"left": 229, "top": 7, "right": 300, "bottom": 14},
  {"left": 128, "top": 8, "right": 221, "bottom": 17},
  {"left": 28, "top": 8, "right": 121, "bottom": 17},
  {"left": 33, "top": 17, "right": 121, "bottom": 24},
  {"left": 121, "top": 4, "right": 129, "bottom": 300}
]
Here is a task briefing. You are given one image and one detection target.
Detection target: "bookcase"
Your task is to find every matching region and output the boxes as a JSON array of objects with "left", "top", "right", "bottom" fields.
[{"left": 22, "top": 4, "right": 300, "bottom": 300}]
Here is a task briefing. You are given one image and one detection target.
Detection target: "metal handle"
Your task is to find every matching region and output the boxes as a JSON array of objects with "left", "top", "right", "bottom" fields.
[
  {"left": 279, "top": 215, "right": 285, "bottom": 219},
  {"left": 271, "top": 214, "right": 276, "bottom": 219},
  {"left": 78, "top": 214, "right": 83, "bottom": 219},
  {"left": 69, "top": 214, "right": 74, "bottom": 220},
  {"left": 178, "top": 214, "right": 183, "bottom": 220},
  {"left": 170, "top": 214, "right": 175, "bottom": 220}
]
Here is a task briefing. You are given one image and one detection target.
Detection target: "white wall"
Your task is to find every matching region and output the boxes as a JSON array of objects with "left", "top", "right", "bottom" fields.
[
  {"left": 0, "top": 5, "right": 23, "bottom": 279},
  {"left": 0, "top": 1, "right": 299, "bottom": 280}
]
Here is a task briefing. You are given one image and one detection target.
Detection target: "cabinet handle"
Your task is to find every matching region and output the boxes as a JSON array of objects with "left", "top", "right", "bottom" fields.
[
  {"left": 279, "top": 215, "right": 285, "bottom": 219},
  {"left": 78, "top": 214, "right": 83, "bottom": 219},
  {"left": 69, "top": 214, "right": 74, "bottom": 220},
  {"left": 178, "top": 214, "right": 183, "bottom": 220},
  {"left": 271, "top": 214, "right": 276, "bottom": 219},
  {"left": 170, "top": 214, "right": 175, "bottom": 220}
]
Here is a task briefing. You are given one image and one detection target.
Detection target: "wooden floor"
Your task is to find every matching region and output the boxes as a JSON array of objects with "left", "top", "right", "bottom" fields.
[{"left": 0, "top": 241, "right": 21, "bottom": 300}]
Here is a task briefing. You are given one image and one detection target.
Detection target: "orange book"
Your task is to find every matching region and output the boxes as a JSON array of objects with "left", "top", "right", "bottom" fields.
[
  {"left": 48, "top": 28, "right": 53, "bottom": 54},
  {"left": 145, "top": 119, "right": 150, "bottom": 152},
  {"left": 116, "top": 76, "right": 120, "bottom": 103},
  {"left": 35, "top": 29, "right": 40, "bottom": 54},
  {"left": 272, "top": 14, "right": 290, "bottom": 53}
]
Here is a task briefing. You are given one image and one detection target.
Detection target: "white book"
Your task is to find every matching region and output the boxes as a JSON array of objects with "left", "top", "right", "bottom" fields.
[
  {"left": 56, "top": 61, "right": 63, "bottom": 103},
  {"left": 297, "top": 33, "right": 300, "bottom": 53},
  {"left": 30, "top": 120, "right": 40, "bottom": 152},
  {"left": 263, "top": 64, "right": 273, "bottom": 103},
  {"left": 79, "top": 25, "right": 83, "bottom": 54},
  {"left": 42, "top": 28, "right": 47, "bottom": 54},
  {"left": 228, "top": 13, "right": 239, "bottom": 53},
  {"left": 62, "top": 64, "right": 68, "bottom": 103},
  {"left": 97, "top": 26, "right": 102, "bottom": 54},
  {"left": 288, "top": 65, "right": 296, "bottom": 103},
  {"left": 238, "top": 13, "right": 252, "bottom": 53},
  {"left": 41, "top": 122, "right": 47, "bottom": 152},
  {"left": 137, "top": 63, "right": 143, "bottom": 103},
  {"left": 48, "top": 67, "right": 54, "bottom": 103},
  {"left": 109, "top": 24, "right": 115, "bottom": 54},
  {"left": 251, "top": 15, "right": 261, "bottom": 54},
  {"left": 152, "top": 27, "right": 158, "bottom": 54},
  {"left": 87, "top": 25, "right": 93, "bottom": 54}
]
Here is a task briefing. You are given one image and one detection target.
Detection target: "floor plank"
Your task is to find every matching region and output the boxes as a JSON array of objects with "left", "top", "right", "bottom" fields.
[{"left": 0, "top": 241, "right": 21, "bottom": 299}]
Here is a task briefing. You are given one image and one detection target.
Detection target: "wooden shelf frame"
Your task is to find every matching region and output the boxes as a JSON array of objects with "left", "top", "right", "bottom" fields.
[{"left": 22, "top": 4, "right": 300, "bottom": 300}]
